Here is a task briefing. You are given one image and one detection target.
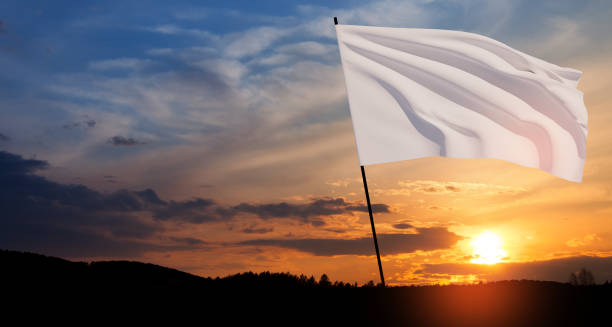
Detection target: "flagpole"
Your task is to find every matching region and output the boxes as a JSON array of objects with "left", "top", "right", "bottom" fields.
[
  {"left": 334, "top": 16, "right": 385, "bottom": 287},
  {"left": 360, "top": 165, "right": 386, "bottom": 287}
]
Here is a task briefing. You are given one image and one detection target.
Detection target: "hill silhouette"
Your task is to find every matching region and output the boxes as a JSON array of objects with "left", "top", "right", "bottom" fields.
[{"left": 2, "top": 249, "right": 611, "bottom": 326}]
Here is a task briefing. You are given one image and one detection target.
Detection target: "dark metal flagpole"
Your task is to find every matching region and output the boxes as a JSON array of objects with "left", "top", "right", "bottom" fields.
[
  {"left": 360, "top": 165, "right": 386, "bottom": 287},
  {"left": 334, "top": 16, "right": 386, "bottom": 287},
  {"left": 361, "top": 166, "right": 385, "bottom": 287}
]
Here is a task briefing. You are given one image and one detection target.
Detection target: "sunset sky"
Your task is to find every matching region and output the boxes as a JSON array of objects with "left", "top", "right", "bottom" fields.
[{"left": 1, "top": 0, "right": 612, "bottom": 285}]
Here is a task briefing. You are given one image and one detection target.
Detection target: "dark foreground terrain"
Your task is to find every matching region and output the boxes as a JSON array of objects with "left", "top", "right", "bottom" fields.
[{"left": 2, "top": 249, "right": 610, "bottom": 326}]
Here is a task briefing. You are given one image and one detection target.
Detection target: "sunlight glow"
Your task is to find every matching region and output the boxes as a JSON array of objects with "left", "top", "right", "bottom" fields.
[{"left": 470, "top": 231, "right": 507, "bottom": 265}]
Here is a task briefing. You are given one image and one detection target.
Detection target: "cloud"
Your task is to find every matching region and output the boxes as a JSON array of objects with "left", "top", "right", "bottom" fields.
[
  {"left": 0, "top": 150, "right": 401, "bottom": 260},
  {"left": 63, "top": 119, "right": 96, "bottom": 129},
  {"left": 152, "top": 198, "right": 233, "bottom": 224},
  {"left": 248, "top": 41, "right": 338, "bottom": 67},
  {"left": 384, "top": 180, "right": 528, "bottom": 195},
  {"left": 0, "top": 151, "right": 174, "bottom": 258},
  {"left": 233, "top": 197, "right": 389, "bottom": 226},
  {"left": 224, "top": 26, "right": 290, "bottom": 58},
  {"left": 103, "top": 175, "right": 117, "bottom": 184},
  {"left": 89, "top": 58, "right": 153, "bottom": 71},
  {"left": 416, "top": 255, "right": 612, "bottom": 283},
  {"left": 393, "top": 223, "right": 414, "bottom": 230},
  {"left": 2, "top": 150, "right": 387, "bottom": 243},
  {"left": 1, "top": 151, "right": 49, "bottom": 174},
  {"left": 0, "top": 133, "right": 10, "bottom": 141},
  {"left": 242, "top": 226, "right": 274, "bottom": 234},
  {"left": 325, "top": 178, "right": 359, "bottom": 187},
  {"left": 168, "top": 236, "right": 208, "bottom": 246},
  {"left": 108, "top": 135, "right": 147, "bottom": 146},
  {"left": 0, "top": 151, "right": 243, "bottom": 259},
  {"left": 566, "top": 234, "right": 601, "bottom": 248},
  {"left": 194, "top": 59, "right": 247, "bottom": 85},
  {"left": 149, "top": 196, "right": 392, "bottom": 226},
  {"left": 239, "top": 227, "right": 463, "bottom": 256},
  {"left": 148, "top": 24, "right": 218, "bottom": 41},
  {"left": 151, "top": 196, "right": 391, "bottom": 226}
]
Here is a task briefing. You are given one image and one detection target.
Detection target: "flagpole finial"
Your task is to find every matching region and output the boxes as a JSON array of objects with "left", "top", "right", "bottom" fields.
[{"left": 334, "top": 17, "right": 338, "bottom": 25}]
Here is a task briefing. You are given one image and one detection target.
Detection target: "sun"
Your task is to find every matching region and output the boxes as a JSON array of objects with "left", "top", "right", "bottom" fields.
[{"left": 469, "top": 231, "right": 507, "bottom": 265}]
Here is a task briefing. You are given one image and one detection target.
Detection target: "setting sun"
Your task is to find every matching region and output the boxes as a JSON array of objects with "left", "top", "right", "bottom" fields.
[{"left": 470, "top": 231, "right": 508, "bottom": 265}]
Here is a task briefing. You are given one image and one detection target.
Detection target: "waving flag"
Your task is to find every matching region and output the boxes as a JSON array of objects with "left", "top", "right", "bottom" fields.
[{"left": 336, "top": 24, "right": 588, "bottom": 182}]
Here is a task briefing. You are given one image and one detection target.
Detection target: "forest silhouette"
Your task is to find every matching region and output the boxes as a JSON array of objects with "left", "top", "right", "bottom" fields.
[{"left": 2, "top": 249, "right": 610, "bottom": 326}]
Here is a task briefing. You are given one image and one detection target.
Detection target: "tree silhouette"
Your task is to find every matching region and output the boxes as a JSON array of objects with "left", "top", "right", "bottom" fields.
[
  {"left": 4, "top": 249, "right": 612, "bottom": 326},
  {"left": 319, "top": 273, "right": 331, "bottom": 287},
  {"left": 569, "top": 268, "right": 595, "bottom": 285},
  {"left": 578, "top": 268, "right": 596, "bottom": 285},
  {"left": 363, "top": 280, "right": 376, "bottom": 287},
  {"left": 568, "top": 272, "right": 579, "bottom": 286}
]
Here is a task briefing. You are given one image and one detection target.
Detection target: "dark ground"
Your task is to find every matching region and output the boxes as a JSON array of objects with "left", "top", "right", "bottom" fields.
[{"left": 2, "top": 249, "right": 610, "bottom": 326}]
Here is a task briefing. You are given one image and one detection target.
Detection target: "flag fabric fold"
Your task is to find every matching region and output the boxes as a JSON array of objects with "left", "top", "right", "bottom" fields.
[{"left": 335, "top": 24, "right": 587, "bottom": 182}]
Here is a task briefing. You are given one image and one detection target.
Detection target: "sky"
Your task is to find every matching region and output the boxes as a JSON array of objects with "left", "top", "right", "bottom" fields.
[{"left": 1, "top": 0, "right": 612, "bottom": 286}]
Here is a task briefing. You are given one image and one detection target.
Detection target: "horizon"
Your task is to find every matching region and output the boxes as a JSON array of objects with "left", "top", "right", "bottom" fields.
[
  {"left": 3, "top": 248, "right": 606, "bottom": 287},
  {"left": 1, "top": 0, "right": 612, "bottom": 286}
]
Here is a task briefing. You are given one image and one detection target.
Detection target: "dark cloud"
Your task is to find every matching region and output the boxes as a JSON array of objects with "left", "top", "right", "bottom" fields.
[
  {"left": 1, "top": 151, "right": 48, "bottom": 174},
  {"left": 233, "top": 197, "right": 389, "bottom": 225},
  {"left": 62, "top": 119, "right": 96, "bottom": 129},
  {"left": 445, "top": 185, "right": 461, "bottom": 192},
  {"left": 242, "top": 227, "right": 274, "bottom": 234},
  {"left": 63, "top": 122, "right": 80, "bottom": 129},
  {"left": 0, "top": 151, "right": 182, "bottom": 258},
  {"left": 103, "top": 175, "right": 117, "bottom": 183},
  {"left": 146, "top": 195, "right": 391, "bottom": 226},
  {"left": 0, "top": 151, "right": 396, "bottom": 258},
  {"left": 152, "top": 198, "right": 230, "bottom": 223},
  {"left": 393, "top": 223, "right": 414, "bottom": 229},
  {"left": 417, "top": 256, "right": 612, "bottom": 283},
  {"left": 239, "top": 227, "right": 463, "bottom": 256},
  {"left": 135, "top": 188, "right": 166, "bottom": 205},
  {"left": 324, "top": 228, "right": 349, "bottom": 234},
  {"left": 0, "top": 133, "right": 10, "bottom": 141},
  {"left": 168, "top": 236, "right": 208, "bottom": 246},
  {"left": 108, "top": 135, "right": 147, "bottom": 146}
]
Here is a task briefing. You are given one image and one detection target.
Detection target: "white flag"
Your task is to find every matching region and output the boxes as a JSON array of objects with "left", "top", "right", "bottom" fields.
[{"left": 335, "top": 24, "right": 587, "bottom": 182}]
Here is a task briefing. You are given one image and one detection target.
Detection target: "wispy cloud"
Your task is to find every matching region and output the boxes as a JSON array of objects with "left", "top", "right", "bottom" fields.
[
  {"left": 224, "top": 26, "right": 291, "bottom": 58},
  {"left": 148, "top": 24, "right": 219, "bottom": 41},
  {"left": 89, "top": 58, "right": 154, "bottom": 71},
  {"left": 108, "top": 135, "right": 148, "bottom": 146},
  {"left": 566, "top": 234, "right": 601, "bottom": 248},
  {"left": 376, "top": 180, "right": 528, "bottom": 196}
]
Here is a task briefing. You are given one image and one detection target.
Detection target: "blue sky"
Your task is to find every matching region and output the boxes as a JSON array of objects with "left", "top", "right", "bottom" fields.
[
  {"left": 1, "top": 0, "right": 612, "bottom": 284},
  {"left": 2, "top": 1, "right": 608, "bottom": 182}
]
